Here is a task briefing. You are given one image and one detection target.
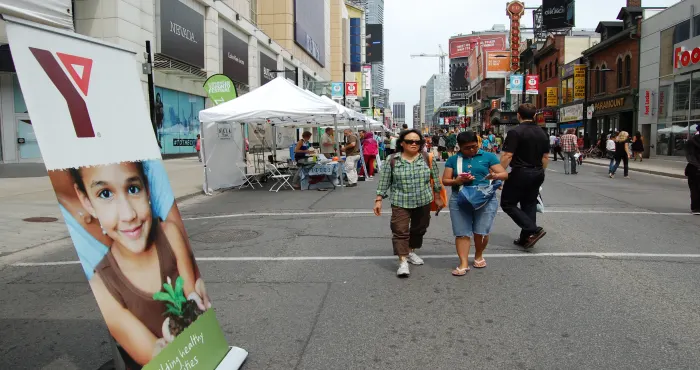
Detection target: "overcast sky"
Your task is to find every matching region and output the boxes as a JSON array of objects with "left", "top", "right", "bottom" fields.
[{"left": 383, "top": 0, "right": 681, "bottom": 127}]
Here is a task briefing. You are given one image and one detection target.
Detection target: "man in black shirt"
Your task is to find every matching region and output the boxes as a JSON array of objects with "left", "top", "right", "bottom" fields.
[{"left": 500, "top": 103, "right": 550, "bottom": 248}]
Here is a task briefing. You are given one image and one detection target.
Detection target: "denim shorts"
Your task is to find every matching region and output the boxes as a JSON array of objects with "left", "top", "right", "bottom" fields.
[{"left": 448, "top": 193, "right": 499, "bottom": 237}]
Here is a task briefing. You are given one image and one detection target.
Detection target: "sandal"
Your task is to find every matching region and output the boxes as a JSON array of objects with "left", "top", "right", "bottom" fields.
[
  {"left": 473, "top": 258, "right": 487, "bottom": 269},
  {"left": 452, "top": 266, "right": 470, "bottom": 276}
]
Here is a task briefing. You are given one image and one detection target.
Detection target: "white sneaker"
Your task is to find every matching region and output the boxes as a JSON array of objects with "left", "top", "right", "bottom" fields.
[
  {"left": 397, "top": 261, "right": 410, "bottom": 277},
  {"left": 407, "top": 252, "right": 424, "bottom": 265}
]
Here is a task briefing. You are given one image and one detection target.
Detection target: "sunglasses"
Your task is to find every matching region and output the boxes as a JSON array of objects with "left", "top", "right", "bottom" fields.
[{"left": 403, "top": 139, "right": 423, "bottom": 146}]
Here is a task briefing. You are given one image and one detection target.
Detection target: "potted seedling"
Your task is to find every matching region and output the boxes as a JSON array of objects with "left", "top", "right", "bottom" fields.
[{"left": 153, "top": 276, "right": 204, "bottom": 341}]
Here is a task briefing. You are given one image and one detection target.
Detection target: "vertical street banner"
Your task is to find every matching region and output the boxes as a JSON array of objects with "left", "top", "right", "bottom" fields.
[
  {"left": 525, "top": 75, "right": 539, "bottom": 95},
  {"left": 203, "top": 74, "right": 237, "bottom": 105},
  {"left": 345, "top": 82, "right": 358, "bottom": 99},
  {"left": 510, "top": 74, "right": 524, "bottom": 94},
  {"left": 4, "top": 17, "right": 247, "bottom": 370},
  {"left": 331, "top": 82, "right": 343, "bottom": 99},
  {"left": 573, "top": 64, "right": 586, "bottom": 101}
]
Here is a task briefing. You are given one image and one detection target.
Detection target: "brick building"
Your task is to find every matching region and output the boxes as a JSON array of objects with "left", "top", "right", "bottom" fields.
[{"left": 582, "top": 5, "right": 642, "bottom": 143}]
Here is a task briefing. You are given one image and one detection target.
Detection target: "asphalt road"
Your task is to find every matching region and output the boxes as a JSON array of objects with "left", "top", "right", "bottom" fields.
[{"left": 1, "top": 159, "right": 700, "bottom": 369}]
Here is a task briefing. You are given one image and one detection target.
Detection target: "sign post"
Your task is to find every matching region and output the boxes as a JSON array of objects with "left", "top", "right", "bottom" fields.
[{"left": 4, "top": 16, "right": 247, "bottom": 370}]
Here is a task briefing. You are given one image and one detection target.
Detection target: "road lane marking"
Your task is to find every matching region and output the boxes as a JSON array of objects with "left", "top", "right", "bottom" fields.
[
  {"left": 182, "top": 210, "right": 695, "bottom": 221},
  {"left": 12, "top": 252, "right": 700, "bottom": 267}
]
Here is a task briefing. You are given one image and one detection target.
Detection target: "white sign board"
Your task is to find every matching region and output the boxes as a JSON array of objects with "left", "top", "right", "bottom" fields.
[
  {"left": 217, "top": 122, "right": 233, "bottom": 139},
  {"left": 559, "top": 104, "right": 583, "bottom": 122}
]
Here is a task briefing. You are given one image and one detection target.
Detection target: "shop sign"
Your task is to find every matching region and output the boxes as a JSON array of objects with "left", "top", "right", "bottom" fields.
[
  {"left": 221, "top": 29, "right": 249, "bottom": 84},
  {"left": 573, "top": 64, "right": 586, "bottom": 100},
  {"left": 5, "top": 16, "right": 246, "bottom": 369},
  {"left": 559, "top": 103, "right": 583, "bottom": 122},
  {"left": 259, "top": 51, "right": 277, "bottom": 86},
  {"left": 451, "top": 91, "right": 468, "bottom": 100},
  {"left": 642, "top": 89, "right": 656, "bottom": 116},
  {"left": 586, "top": 105, "right": 594, "bottom": 119},
  {"left": 345, "top": 82, "right": 358, "bottom": 99},
  {"left": 546, "top": 87, "right": 558, "bottom": 107},
  {"left": 674, "top": 35, "right": 700, "bottom": 73},
  {"left": 593, "top": 97, "right": 626, "bottom": 112},
  {"left": 491, "top": 99, "right": 500, "bottom": 109},
  {"left": 506, "top": 1, "right": 525, "bottom": 71},
  {"left": 526, "top": 75, "right": 539, "bottom": 94},
  {"left": 158, "top": 0, "right": 205, "bottom": 68},
  {"left": 560, "top": 62, "right": 575, "bottom": 79}
]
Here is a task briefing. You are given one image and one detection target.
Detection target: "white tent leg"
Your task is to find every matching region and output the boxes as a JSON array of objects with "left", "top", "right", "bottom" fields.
[{"left": 201, "top": 125, "right": 213, "bottom": 195}]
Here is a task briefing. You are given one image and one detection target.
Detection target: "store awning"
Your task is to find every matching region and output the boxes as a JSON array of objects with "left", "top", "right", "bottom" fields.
[{"left": 560, "top": 121, "right": 583, "bottom": 129}]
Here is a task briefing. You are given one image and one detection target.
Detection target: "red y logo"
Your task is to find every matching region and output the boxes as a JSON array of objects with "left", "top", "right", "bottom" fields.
[{"left": 29, "top": 48, "right": 95, "bottom": 138}]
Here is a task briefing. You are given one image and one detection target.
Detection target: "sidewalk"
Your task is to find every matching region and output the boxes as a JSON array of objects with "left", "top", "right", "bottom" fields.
[
  {"left": 0, "top": 158, "right": 205, "bottom": 259},
  {"left": 551, "top": 154, "right": 687, "bottom": 178}
]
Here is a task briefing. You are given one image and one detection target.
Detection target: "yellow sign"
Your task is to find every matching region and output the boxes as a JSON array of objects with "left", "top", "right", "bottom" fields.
[
  {"left": 466, "top": 107, "right": 474, "bottom": 117},
  {"left": 593, "top": 97, "right": 626, "bottom": 111},
  {"left": 573, "top": 64, "right": 586, "bottom": 100},
  {"left": 546, "top": 87, "right": 558, "bottom": 107}
]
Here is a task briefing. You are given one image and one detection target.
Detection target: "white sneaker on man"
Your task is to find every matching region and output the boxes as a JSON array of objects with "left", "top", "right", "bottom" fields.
[
  {"left": 407, "top": 252, "right": 424, "bottom": 265},
  {"left": 397, "top": 261, "right": 410, "bottom": 277}
]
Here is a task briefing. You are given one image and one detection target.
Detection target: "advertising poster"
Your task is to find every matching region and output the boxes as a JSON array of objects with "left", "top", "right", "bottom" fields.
[
  {"left": 345, "top": 82, "right": 358, "bottom": 99},
  {"left": 158, "top": 0, "right": 205, "bottom": 69},
  {"left": 366, "top": 24, "right": 384, "bottom": 63},
  {"left": 5, "top": 17, "right": 245, "bottom": 370},
  {"left": 485, "top": 51, "right": 510, "bottom": 78},
  {"left": 294, "top": 0, "right": 325, "bottom": 66},
  {"left": 221, "top": 29, "right": 248, "bottom": 85},
  {"left": 510, "top": 74, "right": 524, "bottom": 94},
  {"left": 155, "top": 86, "right": 204, "bottom": 155},
  {"left": 525, "top": 75, "right": 539, "bottom": 95},
  {"left": 362, "top": 64, "right": 372, "bottom": 91},
  {"left": 466, "top": 107, "right": 474, "bottom": 117},
  {"left": 546, "top": 87, "right": 559, "bottom": 106},
  {"left": 448, "top": 34, "right": 507, "bottom": 59},
  {"left": 573, "top": 64, "right": 586, "bottom": 101}
]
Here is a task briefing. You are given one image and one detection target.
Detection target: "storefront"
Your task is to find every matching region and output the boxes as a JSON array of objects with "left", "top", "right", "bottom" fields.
[
  {"left": 0, "top": 73, "right": 39, "bottom": 163},
  {"left": 638, "top": 0, "right": 700, "bottom": 157},
  {"left": 558, "top": 103, "right": 584, "bottom": 135},
  {"left": 535, "top": 108, "right": 558, "bottom": 134},
  {"left": 589, "top": 94, "right": 635, "bottom": 142}
]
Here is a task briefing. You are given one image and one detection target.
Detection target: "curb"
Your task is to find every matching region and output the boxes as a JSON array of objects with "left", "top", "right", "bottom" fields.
[
  {"left": 581, "top": 160, "right": 686, "bottom": 179},
  {"left": 175, "top": 190, "right": 205, "bottom": 203}
]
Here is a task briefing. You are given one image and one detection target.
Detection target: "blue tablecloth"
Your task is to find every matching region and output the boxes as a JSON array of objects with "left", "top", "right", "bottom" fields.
[{"left": 299, "top": 163, "right": 340, "bottom": 190}]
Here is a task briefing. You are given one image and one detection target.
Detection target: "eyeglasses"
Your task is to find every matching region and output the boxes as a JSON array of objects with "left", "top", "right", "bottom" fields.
[{"left": 403, "top": 140, "right": 422, "bottom": 146}]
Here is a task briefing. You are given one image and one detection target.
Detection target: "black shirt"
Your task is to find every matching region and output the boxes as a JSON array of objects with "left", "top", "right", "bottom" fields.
[{"left": 502, "top": 121, "right": 550, "bottom": 169}]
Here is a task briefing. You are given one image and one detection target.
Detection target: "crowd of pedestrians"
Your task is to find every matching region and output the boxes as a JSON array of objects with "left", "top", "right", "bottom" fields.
[{"left": 374, "top": 103, "right": 550, "bottom": 278}]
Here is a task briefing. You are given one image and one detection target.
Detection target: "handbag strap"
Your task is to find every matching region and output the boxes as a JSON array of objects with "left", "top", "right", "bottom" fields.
[{"left": 456, "top": 155, "right": 463, "bottom": 191}]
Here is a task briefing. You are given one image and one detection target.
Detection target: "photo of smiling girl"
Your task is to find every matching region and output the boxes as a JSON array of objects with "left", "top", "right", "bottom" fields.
[{"left": 69, "top": 161, "right": 210, "bottom": 366}]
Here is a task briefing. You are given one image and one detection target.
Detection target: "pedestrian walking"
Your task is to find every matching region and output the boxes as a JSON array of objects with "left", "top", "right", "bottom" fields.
[
  {"left": 499, "top": 103, "right": 549, "bottom": 249},
  {"left": 632, "top": 131, "right": 644, "bottom": 162},
  {"left": 195, "top": 134, "right": 202, "bottom": 162},
  {"left": 552, "top": 135, "right": 565, "bottom": 161},
  {"left": 560, "top": 128, "right": 579, "bottom": 175},
  {"left": 609, "top": 131, "right": 630, "bottom": 179},
  {"left": 342, "top": 129, "right": 361, "bottom": 188},
  {"left": 446, "top": 130, "right": 457, "bottom": 156},
  {"left": 442, "top": 131, "right": 508, "bottom": 276},
  {"left": 437, "top": 132, "right": 447, "bottom": 161},
  {"left": 685, "top": 126, "right": 700, "bottom": 215},
  {"left": 374, "top": 129, "right": 445, "bottom": 278},
  {"left": 360, "top": 132, "right": 378, "bottom": 179},
  {"left": 606, "top": 133, "right": 617, "bottom": 173}
]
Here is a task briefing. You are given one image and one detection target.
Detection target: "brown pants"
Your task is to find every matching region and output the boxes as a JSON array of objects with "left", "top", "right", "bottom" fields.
[{"left": 390, "top": 204, "right": 432, "bottom": 256}]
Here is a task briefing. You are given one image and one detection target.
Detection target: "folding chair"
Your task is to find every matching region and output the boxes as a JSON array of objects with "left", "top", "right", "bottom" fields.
[
  {"left": 238, "top": 162, "right": 263, "bottom": 189},
  {"left": 265, "top": 164, "right": 294, "bottom": 192}
]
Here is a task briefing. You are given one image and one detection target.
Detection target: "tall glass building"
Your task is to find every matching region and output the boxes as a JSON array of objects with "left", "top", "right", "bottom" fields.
[{"left": 425, "top": 74, "right": 449, "bottom": 125}]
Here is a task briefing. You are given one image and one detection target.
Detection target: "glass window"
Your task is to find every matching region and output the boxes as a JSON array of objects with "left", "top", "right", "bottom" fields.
[
  {"left": 625, "top": 55, "right": 632, "bottom": 87},
  {"left": 250, "top": 0, "right": 257, "bottom": 25},
  {"left": 695, "top": 15, "right": 700, "bottom": 36},
  {"left": 660, "top": 20, "right": 691, "bottom": 77},
  {"left": 617, "top": 58, "right": 623, "bottom": 88},
  {"left": 601, "top": 64, "right": 608, "bottom": 93},
  {"left": 672, "top": 74, "right": 690, "bottom": 122}
]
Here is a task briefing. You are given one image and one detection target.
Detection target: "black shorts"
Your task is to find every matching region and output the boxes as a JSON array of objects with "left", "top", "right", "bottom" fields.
[{"left": 438, "top": 146, "right": 447, "bottom": 152}]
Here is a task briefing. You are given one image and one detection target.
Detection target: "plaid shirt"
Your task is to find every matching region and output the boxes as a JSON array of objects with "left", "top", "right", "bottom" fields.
[
  {"left": 376, "top": 153, "right": 442, "bottom": 209},
  {"left": 560, "top": 134, "right": 578, "bottom": 153}
]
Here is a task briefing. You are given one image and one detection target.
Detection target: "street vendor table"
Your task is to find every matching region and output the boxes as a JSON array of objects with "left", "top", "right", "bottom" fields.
[{"left": 298, "top": 162, "right": 341, "bottom": 190}]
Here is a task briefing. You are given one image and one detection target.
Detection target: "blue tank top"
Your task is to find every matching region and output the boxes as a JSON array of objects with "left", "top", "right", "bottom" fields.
[{"left": 295, "top": 140, "right": 310, "bottom": 160}]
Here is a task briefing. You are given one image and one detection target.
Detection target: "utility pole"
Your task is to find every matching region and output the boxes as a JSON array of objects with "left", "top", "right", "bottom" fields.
[{"left": 342, "top": 62, "right": 346, "bottom": 107}]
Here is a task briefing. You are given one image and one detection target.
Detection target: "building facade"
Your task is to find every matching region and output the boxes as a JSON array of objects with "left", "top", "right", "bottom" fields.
[
  {"left": 425, "top": 74, "right": 449, "bottom": 126},
  {"left": 413, "top": 104, "right": 420, "bottom": 129},
  {"left": 0, "top": 0, "right": 331, "bottom": 163},
  {"left": 638, "top": 0, "right": 700, "bottom": 157},
  {"left": 393, "top": 102, "right": 406, "bottom": 126},
  {"left": 364, "top": 0, "right": 385, "bottom": 108},
  {"left": 419, "top": 85, "right": 427, "bottom": 130},
  {"left": 583, "top": 8, "right": 641, "bottom": 149}
]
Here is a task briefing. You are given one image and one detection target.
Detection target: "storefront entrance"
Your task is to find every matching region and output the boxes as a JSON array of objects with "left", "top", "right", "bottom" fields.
[{"left": 15, "top": 114, "right": 40, "bottom": 161}]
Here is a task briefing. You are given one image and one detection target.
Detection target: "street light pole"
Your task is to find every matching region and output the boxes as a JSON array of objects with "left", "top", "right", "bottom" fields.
[{"left": 342, "top": 62, "right": 346, "bottom": 107}]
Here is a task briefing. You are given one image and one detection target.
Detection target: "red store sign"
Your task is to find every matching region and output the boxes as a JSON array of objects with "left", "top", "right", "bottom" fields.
[
  {"left": 506, "top": 1, "right": 525, "bottom": 72},
  {"left": 673, "top": 36, "right": 700, "bottom": 73}
]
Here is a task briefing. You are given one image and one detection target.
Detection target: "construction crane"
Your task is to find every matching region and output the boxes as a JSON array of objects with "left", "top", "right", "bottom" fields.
[{"left": 410, "top": 44, "right": 448, "bottom": 75}]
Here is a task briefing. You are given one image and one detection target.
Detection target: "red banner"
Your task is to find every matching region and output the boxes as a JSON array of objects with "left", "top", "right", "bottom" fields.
[
  {"left": 507, "top": 1, "right": 525, "bottom": 71},
  {"left": 345, "top": 82, "right": 358, "bottom": 98},
  {"left": 448, "top": 34, "right": 507, "bottom": 59},
  {"left": 525, "top": 74, "right": 539, "bottom": 95}
]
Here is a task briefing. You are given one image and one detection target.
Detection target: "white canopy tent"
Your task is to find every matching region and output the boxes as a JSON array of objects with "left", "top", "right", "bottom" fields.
[{"left": 198, "top": 77, "right": 344, "bottom": 192}]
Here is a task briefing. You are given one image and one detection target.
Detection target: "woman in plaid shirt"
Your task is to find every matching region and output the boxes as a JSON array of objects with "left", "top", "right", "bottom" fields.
[{"left": 374, "top": 129, "right": 444, "bottom": 278}]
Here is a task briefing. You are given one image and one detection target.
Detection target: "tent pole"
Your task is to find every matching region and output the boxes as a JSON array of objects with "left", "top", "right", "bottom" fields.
[
  {"left": 357, "top": 122, "right": 368, "bottom": 180},
  {"left": 334, "top": 115, "right": 343, "bottom": 188},
  {"left": 271, "top": 123, "right": 277, "bottom": 164}
]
